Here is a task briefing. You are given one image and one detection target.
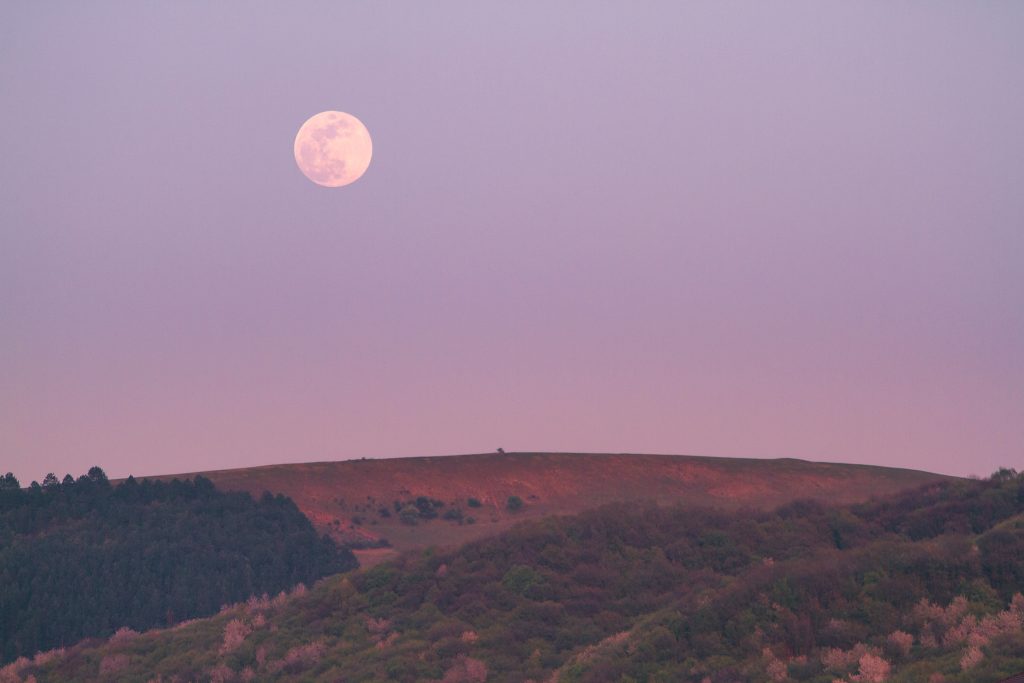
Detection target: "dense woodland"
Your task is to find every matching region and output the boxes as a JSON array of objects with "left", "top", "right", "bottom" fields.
[
  {"left": 5, "top": 469, "right": 1024, "bottom": 682},
  {"left": 0, "top": 468, "right": 356, "bottom": 665}
]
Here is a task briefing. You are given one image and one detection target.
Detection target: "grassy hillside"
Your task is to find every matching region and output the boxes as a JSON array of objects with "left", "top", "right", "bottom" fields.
[
  {"left": 18, "top": 469, "right": 1024, "bottom": 683},
  {"left": 144, "top": 452, "right": 953, "bottom": 562}
]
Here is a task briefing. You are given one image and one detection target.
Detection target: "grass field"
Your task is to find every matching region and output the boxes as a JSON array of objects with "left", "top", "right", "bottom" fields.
[{"left": 141, "top": 452, "right": 955, "bottom": 558}]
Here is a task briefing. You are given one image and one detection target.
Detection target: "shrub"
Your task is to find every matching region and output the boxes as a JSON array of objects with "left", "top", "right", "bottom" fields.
[
  {"left": 415, "top": 497, "right": 439, "bottom": 519},
  {"left": 98, "top": 654, "right": 130, "bottom": 676},
  {"left": 442, "top": 655, "right": 488, "bottom": 682},
  {"left": 399, "top": 506, "right": 421, "bottom": 525},
  {"left": 220, "top": 618, "right": 253, "bottom": 654},
  {"left": 108, "top": 627, "right": 139, "bottom": 645}
]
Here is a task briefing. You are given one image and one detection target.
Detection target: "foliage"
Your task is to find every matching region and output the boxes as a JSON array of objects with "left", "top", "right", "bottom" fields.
[
  {"left": 0, "top": 468, "right": 356, "bottom": 665},
  {"left": 389, "top": 496, "right": 471, "bottom": 527},
  {"left": 12, "top": 469, "right": 1024, "bottom": 683}
]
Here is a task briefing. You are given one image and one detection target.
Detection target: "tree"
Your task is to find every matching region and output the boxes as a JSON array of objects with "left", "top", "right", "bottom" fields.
[
  {"left": 42, "top": 473, "right": 59, "bottom": 488},
  {"left": 87, "top": 466, "right": 109, "bottom": 485},
  {"left": 442, "top": 655, "right": 488, "bottom": 682},
  {"left": 851, "top": 653, "right": 891, "bottom": 682},
  {"left": 991, "top": 467, "right": 1018, "bottom": 482},
  {"left": 0, "top": 473, "right": 19, "bottom": 490}
]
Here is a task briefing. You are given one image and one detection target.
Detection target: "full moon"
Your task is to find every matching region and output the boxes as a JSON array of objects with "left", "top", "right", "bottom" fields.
[{"left": 293, "top": 111, "right": 372, "bottom": 187}]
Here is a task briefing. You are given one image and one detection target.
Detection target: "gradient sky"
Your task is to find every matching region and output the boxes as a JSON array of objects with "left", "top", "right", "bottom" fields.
[{"left": 2, "top": 2, "right": 1022, "bottom": 483}]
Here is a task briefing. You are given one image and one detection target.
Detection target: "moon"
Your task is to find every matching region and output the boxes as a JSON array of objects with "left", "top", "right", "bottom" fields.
[{"left": 293, "top": 111, "right": 373, "bottom": 187}]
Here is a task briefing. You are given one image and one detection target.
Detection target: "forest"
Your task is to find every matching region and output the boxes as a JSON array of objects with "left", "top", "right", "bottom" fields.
[
  {"left": 5, "top": 469, "right": 1024, "bottom": 682},
  {"left": 0, "top": 468, "right": 356, "bottom": 665}
]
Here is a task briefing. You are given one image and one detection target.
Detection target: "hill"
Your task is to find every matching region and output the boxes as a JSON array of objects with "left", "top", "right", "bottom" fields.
[
  {"left": 18, "top": 469, "right": 1024, "bottom": 682},
  {"left": 149, "top": 452, "right": 955, "bottom": 563}
]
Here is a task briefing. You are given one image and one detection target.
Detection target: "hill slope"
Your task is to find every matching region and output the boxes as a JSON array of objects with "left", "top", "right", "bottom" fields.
[
  {"left": 21, "top": 470, "right": 1024, "bottom": 683},
  {"left": 152, "top": 452, "right": 955, "bottom": 561}
]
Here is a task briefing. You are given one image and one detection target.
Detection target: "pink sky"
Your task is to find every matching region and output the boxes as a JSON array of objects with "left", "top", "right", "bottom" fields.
[{"left": 1, "top": 3, "right": 1022, "bottom": 482}]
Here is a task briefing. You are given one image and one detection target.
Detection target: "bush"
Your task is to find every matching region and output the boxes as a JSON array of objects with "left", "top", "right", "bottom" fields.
[
  {"left": 507, "top": 496, "right": 524, "bottom": 512},
  {"left": 399, "top": 507, "right": 421, "bottom": 526}
]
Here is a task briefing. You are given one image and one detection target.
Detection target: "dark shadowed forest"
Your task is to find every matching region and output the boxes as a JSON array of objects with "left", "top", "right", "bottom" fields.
[{"left": 0, "top": 469, "right": 356, "bottom": 664}]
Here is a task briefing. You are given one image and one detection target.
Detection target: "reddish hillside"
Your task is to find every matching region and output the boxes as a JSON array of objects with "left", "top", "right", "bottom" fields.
[{"left": 149, "top": 452, "right": 954, "bottom": 565}]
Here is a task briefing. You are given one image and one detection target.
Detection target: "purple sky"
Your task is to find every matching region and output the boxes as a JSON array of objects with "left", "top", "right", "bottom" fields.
[{"left": 2, "top": 3, "right": 1022, "bottom": 483}]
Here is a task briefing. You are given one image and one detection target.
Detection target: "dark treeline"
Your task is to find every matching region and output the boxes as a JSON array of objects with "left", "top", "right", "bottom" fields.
[{"left": 0, "top": 468, "right": 357, "bottom": 665}]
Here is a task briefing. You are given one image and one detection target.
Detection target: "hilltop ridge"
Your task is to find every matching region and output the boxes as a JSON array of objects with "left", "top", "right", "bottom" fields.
[{"left": 143, "top": 452, "right": 954, "bottom": 562}]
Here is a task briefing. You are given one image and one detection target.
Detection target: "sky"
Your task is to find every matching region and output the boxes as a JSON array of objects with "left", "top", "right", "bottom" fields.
[{"left": 1, "top": 2, "right": 1022, "bottom": 483}]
